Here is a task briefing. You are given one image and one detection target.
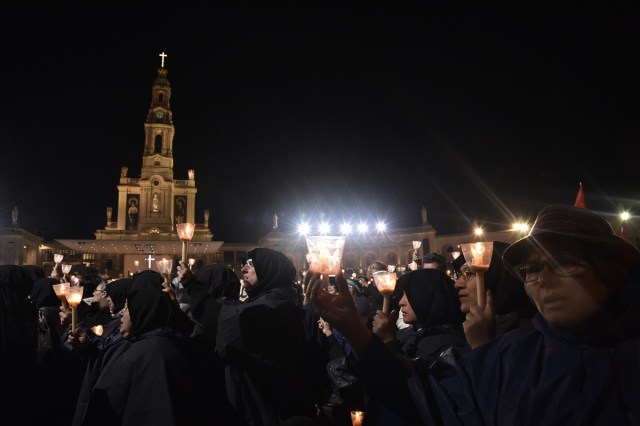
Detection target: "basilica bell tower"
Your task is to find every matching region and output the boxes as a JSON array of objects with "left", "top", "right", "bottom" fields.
[{"left": 97, "top": 52, "right": 210, "bottom": 241}]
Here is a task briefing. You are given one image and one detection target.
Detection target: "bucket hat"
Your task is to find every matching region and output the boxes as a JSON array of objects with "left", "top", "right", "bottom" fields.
[{"left": 503, "top": 204, "right": 640, "bottom": 272}]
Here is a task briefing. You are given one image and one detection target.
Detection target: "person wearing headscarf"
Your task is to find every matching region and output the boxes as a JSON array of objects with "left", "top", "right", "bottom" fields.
[
  {"left": 30, "top": 277, "right": 63, "bottom": 358},
  {"left": 357, "top": 269, "right": 466, "bottom": 424},
  {"left": 78, "top": 287, "right": 206, "bottom": 425},
  {"left": 0, "top": 267, "right": 40, "bottom": 417},
  {"left": 30, "top": 275, "right": 84, "bottom": 424},
  {"left": 131, "top": 268, "right": 195, "bottom": 338},
  {"left": 195, "top": 263, "right": 241, "bottom": 300},
  {"left": 376, "top": 269, "right": 467, "bottom": 363},
  {"left": 31, "top": 276, "right": 60, "bottom": 307},
  {"left": 72, "top": 278, "right": 132, "bottom": 425},
  {"left": 0, "top": 265, "right": 39, "bottom": 356},
  {"left": 452, "top": 241, "right": 536, "bottom": 348},
  {"left": 22, "top": 264, "right": 46, "bottom": 283},
  {"left": 130, "top": 269, "right": 165, "bottom": 291},
  {"left": 183, "top": 263, "right": 245, "bottom": 425},
  {"left": 181, "top": 249, "right": 325, "bottom": 425}
]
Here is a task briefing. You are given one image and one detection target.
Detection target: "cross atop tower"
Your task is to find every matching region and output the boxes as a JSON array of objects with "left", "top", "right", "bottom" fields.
[{"left": 159, "top": 51, "right": 168, "bottom": 68}]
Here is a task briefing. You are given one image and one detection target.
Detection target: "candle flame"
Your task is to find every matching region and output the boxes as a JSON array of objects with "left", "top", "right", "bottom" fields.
[{"left": 471, "top": 242, "right": 485, "bottom": 266}]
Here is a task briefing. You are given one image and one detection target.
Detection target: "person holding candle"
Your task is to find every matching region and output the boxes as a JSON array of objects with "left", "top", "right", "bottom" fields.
[
  {"left": 365, "top": 261, "right": 402, "bottom": 319},
  {"left": 180, "top": 263, "right": 246, "bottom": 425},
  {"left": 309, "top": 205, "right": 640, "bottom": 425},
  {"left": 374, "top": 269, "right": 467, "bottom": 363},
  {"left": 452, "top": 241, "right": 536, "bottom": 349},
  {"left": 178, "top": 248, "right": 326, "bottom": 425},
  {"left": 129, "top": 268, "right": 195, "bottom": 338},
  {"left": 346, "top": 268, "right": 466, "bottom": 425},
  {"left": 72, "top": 278, "right": 132, "bottom": 425},
  {"left": 0, "top": 265, "right": 41, "bottom": 419},
  {"left": 79, "top": 287, "right": 207, "bottom": 425}
]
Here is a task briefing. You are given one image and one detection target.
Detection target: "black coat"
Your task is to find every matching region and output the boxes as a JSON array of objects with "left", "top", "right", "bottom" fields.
[{"left": 187, "top": 249, "right": 325, "bottom": 425}]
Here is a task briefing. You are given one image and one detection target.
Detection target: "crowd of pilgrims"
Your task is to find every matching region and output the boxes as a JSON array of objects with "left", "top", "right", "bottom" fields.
[{"left": 1, "top": 204, "right": 640, "bottom": 425}]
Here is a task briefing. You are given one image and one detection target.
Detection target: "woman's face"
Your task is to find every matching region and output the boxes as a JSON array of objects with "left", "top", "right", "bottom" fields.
[
  {"left": 398, "top": 292, "right": 417, "bottom": 324},
  {"left": 119, "top": 304, "right": 132, "bottom": 338},
  {"left": 453, "top": 263, "right": 477, "bottom": 313},
  {"left": 519, "top": 245, "right": 610, "bottom": 329},
  {"left": 241, "top": 259, "right": 258, "bottom": 290}
]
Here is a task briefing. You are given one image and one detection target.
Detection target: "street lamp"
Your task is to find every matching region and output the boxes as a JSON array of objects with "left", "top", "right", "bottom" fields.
[{"left": 176, "top": 222, "right": 195, "bottom": 263}]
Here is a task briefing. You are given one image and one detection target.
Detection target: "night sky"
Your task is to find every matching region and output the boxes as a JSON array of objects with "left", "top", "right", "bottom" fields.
[{"left": 1, "top": 6, "right": 639, "bottom": 243}]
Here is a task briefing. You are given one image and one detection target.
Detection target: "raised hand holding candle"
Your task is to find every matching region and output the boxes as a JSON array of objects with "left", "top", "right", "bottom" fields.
[
  {"left": 305, "top": 235, "right": 346, "bottom": 276},
  {"left": 65, "top": 286, "right": 84, "bottom": 332},
  {"left": 53, "top": 282, "right": 70, "bottom": 310},
  {"left": 61, "top": 263, "right": 72, "bottom": 282},
  {"left": 156, "top": 258, "right": 173, "bottom": 274},
  {"left": 51, "top": 254, "right": 64, "bottom": 278},
  {"left": 460, "top": 242, "right": 494, "bottom": 308},
  {"left": 176, "top": 222, "right": 195, "bottom": 263},
  {"left": 373, "top": 270, "right": 397, "bottom": 314}
]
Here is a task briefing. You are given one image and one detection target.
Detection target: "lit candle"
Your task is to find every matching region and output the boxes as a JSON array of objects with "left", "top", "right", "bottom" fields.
[
  {"left": 91, "top": 325, "right": 104, "bottom": 336},
  {"left": 53, "top": 283, "right": 70, "bottom": 309},
  {"left": 65, "top": 286, "right": 84, "bottom": 332},
  {"left": 460, "top": 242, "right": 494, "bottom": 309},
  {"left": 373, "top": 271, "right": 397, "bottom": 314},
  {"left": 305, "top": 236, "right": 345, "bottom": 276},
  {"left": 470, "top": 242, "right": 489, "bottom": 272},
  {"left": 351, "top": 410, "right": 365, "bottom": 426}
]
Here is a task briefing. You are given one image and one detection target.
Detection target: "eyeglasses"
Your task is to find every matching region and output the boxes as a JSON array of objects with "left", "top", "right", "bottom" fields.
[
  {"left": 514, "top": 254, "right": 588, "bottom": 283},
  {"left": 453, "top": 269, "right": 476, "bottom": 282},
  {"left": 244, "top": 259, "right": 255, "bottom": 270},
  {"left": 94, "top": 288, "right": 106, "bottom": 294}
]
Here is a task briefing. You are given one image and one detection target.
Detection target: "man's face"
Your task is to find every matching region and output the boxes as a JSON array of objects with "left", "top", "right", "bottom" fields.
[
  {"left": 453, "top": 263, "right": 477, "bottom": 313},
  {"left": 93, "top": 284, "right": 109, "bottom": 308}
]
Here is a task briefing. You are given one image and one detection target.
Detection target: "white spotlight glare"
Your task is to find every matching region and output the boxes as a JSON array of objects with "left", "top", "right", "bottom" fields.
[
  {"left": 340, "top": 223, "right": 352, "bottom": 235},
  {"left": 357, "top": 222, "right": 368, "bottom": 234},
  {"left": 297, "top": 222, "right": 311, "bottom": 235},
  {"left": 318, "top": 222, "right": 331, "bottom": 235}
]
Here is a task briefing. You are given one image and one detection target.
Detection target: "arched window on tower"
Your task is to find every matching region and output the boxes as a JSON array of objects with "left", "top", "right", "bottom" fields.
[
  {"left": 154, "top": 134, "right": 162, "bottom": 153},
  {"left": 158, "top": 93, "right": 164, "bottom": 103}
]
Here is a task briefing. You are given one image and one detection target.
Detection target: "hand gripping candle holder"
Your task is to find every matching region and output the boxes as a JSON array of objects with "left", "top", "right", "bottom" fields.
[
  {"left": 373, "top": 270, "right": 397, "bottom": 314},
  {"left": 459, "top": 242, "right": 494, "bottom": 308}
]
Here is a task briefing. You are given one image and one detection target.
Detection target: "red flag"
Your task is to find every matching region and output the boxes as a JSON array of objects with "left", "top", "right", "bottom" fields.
[{"left": 574, "top": 182, "right": 586, "bottom": 209}]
